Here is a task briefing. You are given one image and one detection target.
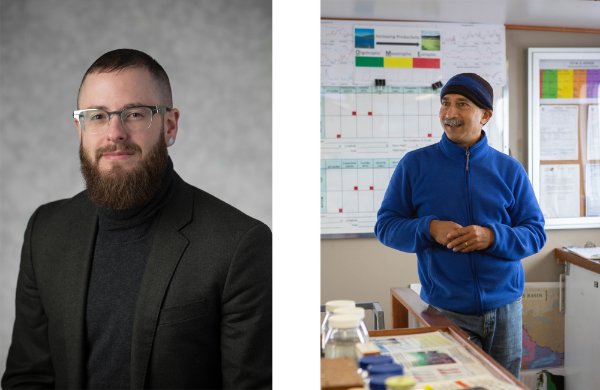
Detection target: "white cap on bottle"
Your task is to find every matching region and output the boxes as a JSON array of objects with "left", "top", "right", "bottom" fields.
[
  {"left": 333, "top": 306, "right": 365, "bottom": 319},
  {"left": 325, "top": 300, "right": 355, "bottom": 312},
  {"left": 328, "top": 314, "right": 361, "bottom": 329}
]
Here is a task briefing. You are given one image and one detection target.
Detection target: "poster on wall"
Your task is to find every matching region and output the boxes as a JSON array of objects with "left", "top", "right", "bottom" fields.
[
  {"left": 529, "top": 48, "right": 600, "bottom": 229},
  {"left": 321, "top": 19, "right": 507, "bottom": 237}
]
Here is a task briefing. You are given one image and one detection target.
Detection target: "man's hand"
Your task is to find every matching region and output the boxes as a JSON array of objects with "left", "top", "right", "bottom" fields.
[
  {"left": 429, "top": 220, "right": 463, "bottom": 246},
  {"left": 446, "top": 225, "right": 495, "bottom": 252}
]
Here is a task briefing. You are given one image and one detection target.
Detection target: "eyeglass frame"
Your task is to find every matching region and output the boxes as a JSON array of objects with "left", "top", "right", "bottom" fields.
[{"left": 73, "top": 105, "right": 173, "bottom": 133}]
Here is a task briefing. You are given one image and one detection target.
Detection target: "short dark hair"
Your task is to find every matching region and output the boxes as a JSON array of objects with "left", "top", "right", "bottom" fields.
[{"left": 77, "top": 48, "right": 172, "bottom": 108}]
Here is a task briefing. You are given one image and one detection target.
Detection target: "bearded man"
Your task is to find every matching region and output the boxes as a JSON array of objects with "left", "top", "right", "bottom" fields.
[{"left": 2, "top": 49, "right": 272, "bottom": 390}]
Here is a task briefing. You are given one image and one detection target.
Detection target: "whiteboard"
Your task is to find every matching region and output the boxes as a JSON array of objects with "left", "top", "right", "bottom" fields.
[{"left": 321, "top": 19, "right": 508, "bottom": 238}]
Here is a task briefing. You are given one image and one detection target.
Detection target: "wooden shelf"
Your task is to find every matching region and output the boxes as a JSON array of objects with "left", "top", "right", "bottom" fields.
[{"left": 554, "top": 247, "right": 600, "bottom": 274}]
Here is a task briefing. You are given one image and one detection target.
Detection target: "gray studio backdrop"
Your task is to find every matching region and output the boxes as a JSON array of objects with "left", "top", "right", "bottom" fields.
[{"left": 0, "top": 0, "right": 271, "bottom": 372}]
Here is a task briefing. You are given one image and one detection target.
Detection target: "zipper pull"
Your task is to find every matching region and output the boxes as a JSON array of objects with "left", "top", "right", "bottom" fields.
[{"left": 465, "top": 147, "right": 470, "bottom": 172}]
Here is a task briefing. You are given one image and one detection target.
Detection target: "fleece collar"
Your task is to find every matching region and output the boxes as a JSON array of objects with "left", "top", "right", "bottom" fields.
[{"left": 439, "top": 131, "right": 489, "bottom": 161}]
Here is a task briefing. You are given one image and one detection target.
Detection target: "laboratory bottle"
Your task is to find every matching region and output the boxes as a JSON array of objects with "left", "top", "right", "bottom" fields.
[
  {"left": 333, "top": 306, "right": 369, "bottom": 342},
  {"left": 323, "top": 314, "right": 366, "bottom": 359},
  {"left": 321, "top": 300, "right": 355, "bottom": 350}
]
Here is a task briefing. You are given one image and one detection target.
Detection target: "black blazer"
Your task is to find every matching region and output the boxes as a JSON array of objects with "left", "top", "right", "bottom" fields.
[{"left": 2, "top": 173, "right": 272, "bottom": 389}]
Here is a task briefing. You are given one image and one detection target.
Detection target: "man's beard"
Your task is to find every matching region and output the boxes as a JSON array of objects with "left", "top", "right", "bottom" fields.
[{"left": 80, "top": 133, "right": 168, "bottom": 210}]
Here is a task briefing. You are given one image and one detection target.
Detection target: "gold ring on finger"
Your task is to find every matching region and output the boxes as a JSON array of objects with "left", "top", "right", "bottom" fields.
[{"left": 465, "top": 241, "right": 469, "bottom": 247}]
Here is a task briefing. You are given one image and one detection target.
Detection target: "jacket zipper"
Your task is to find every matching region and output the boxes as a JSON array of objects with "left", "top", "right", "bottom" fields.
[{"left": 465, "top": 147, "right": 482, "bottom": 314}]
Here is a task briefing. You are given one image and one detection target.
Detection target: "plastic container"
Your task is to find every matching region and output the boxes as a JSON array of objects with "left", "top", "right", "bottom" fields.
[
  {"left": 321, "top": 300, "right": 355, "bottom": 350},
  {"left": 369, "top": 375, "right": 392, "bottom": 390},
  {"left": 358, "top": 355, "right": 394, "bottom": 371},
  {"left": 385, "top": 375, "right": 417, "bottom": 390},
  {"left": 357, "top": 355, "right": 394, "bottom": 379},
  {"left": 368, "top": 363, "right": 404, "bottom": 377},
  {"left": 333, "top": 306, "right": 369, "bottom": 343},
  {"left": 323, "top": 314, "right": 366, "bottom": 359},
  {"left": 366, "top": 363, "right": 405, "bottom": 390}
]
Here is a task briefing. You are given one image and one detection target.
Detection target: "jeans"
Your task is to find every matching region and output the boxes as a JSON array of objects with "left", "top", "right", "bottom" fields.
[{"left": 434, "top": 298, "right": 523, "bottom": 379}]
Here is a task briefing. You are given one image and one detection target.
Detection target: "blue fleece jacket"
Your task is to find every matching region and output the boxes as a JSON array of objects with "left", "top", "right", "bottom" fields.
[{"left": 375, "top": 132, "right": 546, "bottom": 315}]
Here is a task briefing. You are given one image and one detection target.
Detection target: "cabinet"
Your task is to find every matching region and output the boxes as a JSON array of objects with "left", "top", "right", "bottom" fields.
[{"left": 556, "top": 249, "right": 600, "bottom": 389}]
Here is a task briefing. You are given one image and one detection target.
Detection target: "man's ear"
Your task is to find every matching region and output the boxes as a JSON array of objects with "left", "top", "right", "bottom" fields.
[
  {"left": 481, "top": 109, "right": 493, "bottom": 126},
  {"left": 164, "top": 108, "right": 180, "bottom": 147},
  {"left": 74, "top": 118, "right": 83, "bottom": 140}
]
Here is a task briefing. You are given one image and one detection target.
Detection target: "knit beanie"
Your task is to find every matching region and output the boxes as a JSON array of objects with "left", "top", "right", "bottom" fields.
[{"left": 440, "top": 73, "right": 493, "bottom": 111}]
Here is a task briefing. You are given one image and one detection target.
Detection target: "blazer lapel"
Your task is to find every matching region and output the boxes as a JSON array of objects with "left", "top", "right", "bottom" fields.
[
  {"left": 61, "top": 195, "right": 98, "bottom": 389},
  {"left": 130, "top": 177, "right": 192, "bottom": 389}
]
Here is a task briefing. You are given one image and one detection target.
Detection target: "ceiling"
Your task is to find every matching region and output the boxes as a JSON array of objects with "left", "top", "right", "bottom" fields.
[{"left": 321, "top": 0, "right": 600, "bottom": 30}]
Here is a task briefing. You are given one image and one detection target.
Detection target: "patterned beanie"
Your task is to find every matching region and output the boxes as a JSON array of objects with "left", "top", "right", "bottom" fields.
[{"left": 440, "top": 73, "right": 493, "bottom": 111}]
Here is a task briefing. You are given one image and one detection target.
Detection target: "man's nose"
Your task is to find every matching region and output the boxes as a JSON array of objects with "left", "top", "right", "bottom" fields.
[{"left": 106, "top": 113, "right": 128, "bottom": 142}]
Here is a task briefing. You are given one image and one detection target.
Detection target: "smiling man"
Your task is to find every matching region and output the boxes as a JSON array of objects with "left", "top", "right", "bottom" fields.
[
  {"left": 375, "top": 73, "right": 546, "bottom": 379},
  {"left": 2, "top": 49, "right": 272, "bottom": 390}
]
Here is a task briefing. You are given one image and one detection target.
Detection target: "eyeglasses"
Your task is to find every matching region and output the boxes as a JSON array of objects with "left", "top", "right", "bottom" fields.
[{"left": 73, "top": 105, "right": 172, "bottom": 134}]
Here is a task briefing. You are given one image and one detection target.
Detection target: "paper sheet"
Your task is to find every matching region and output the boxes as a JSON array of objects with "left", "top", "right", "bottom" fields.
[
  {"left": 586, "top": 163, "right": 600, "bottom": 216},
  {"left": 370, "top": 331, "right": 521, "bottom": 390},
  {"left": 540, "top": 164, "right": 580, "bottom": 218},
  {"left": 540, "top": 105, "right": 579, "bottom": 161},
  {"left": 588, "top": 105, "right": 600, "bottom": 160}
]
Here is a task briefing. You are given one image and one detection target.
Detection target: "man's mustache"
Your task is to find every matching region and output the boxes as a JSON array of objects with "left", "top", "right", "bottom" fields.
[
  {"left": 95, "top": 143, "right": 142, "bottom": 160},
  {"left": 443, "top": 119, "right": 464, "bottom": 127}
]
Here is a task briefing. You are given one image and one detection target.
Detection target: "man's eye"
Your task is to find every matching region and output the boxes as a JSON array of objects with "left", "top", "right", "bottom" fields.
[
  {"left": 88, "top": 113, "right": 107, "bottom": 121},
  {"left": 125, "top": 110, "right": 146, "bottom": 119}
]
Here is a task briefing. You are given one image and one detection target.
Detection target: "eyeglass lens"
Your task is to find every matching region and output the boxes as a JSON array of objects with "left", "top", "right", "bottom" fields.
[{"left": 81, "top": 107, "right": 155, "bottom": 133}]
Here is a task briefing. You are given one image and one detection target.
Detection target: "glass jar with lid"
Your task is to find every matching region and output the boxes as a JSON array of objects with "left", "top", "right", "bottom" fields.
[
  {"left": 323, "top": 314, "right": 366, "bottom": 359},
  {"left": 333, "top": 306, "right": 369, "bottom": 343},
  {"left": 321, "top": 300, "right": 355, "bottom": 350}
]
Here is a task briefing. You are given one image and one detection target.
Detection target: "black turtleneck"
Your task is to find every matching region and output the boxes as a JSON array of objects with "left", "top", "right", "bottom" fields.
[{"left": 85, "top": 159, "right": 175, "bottom": 390}]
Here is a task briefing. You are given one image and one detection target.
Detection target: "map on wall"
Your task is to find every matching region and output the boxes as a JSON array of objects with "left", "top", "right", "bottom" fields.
[{"left": 521, "top": 282, "right": 564, "bottom": 369}]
